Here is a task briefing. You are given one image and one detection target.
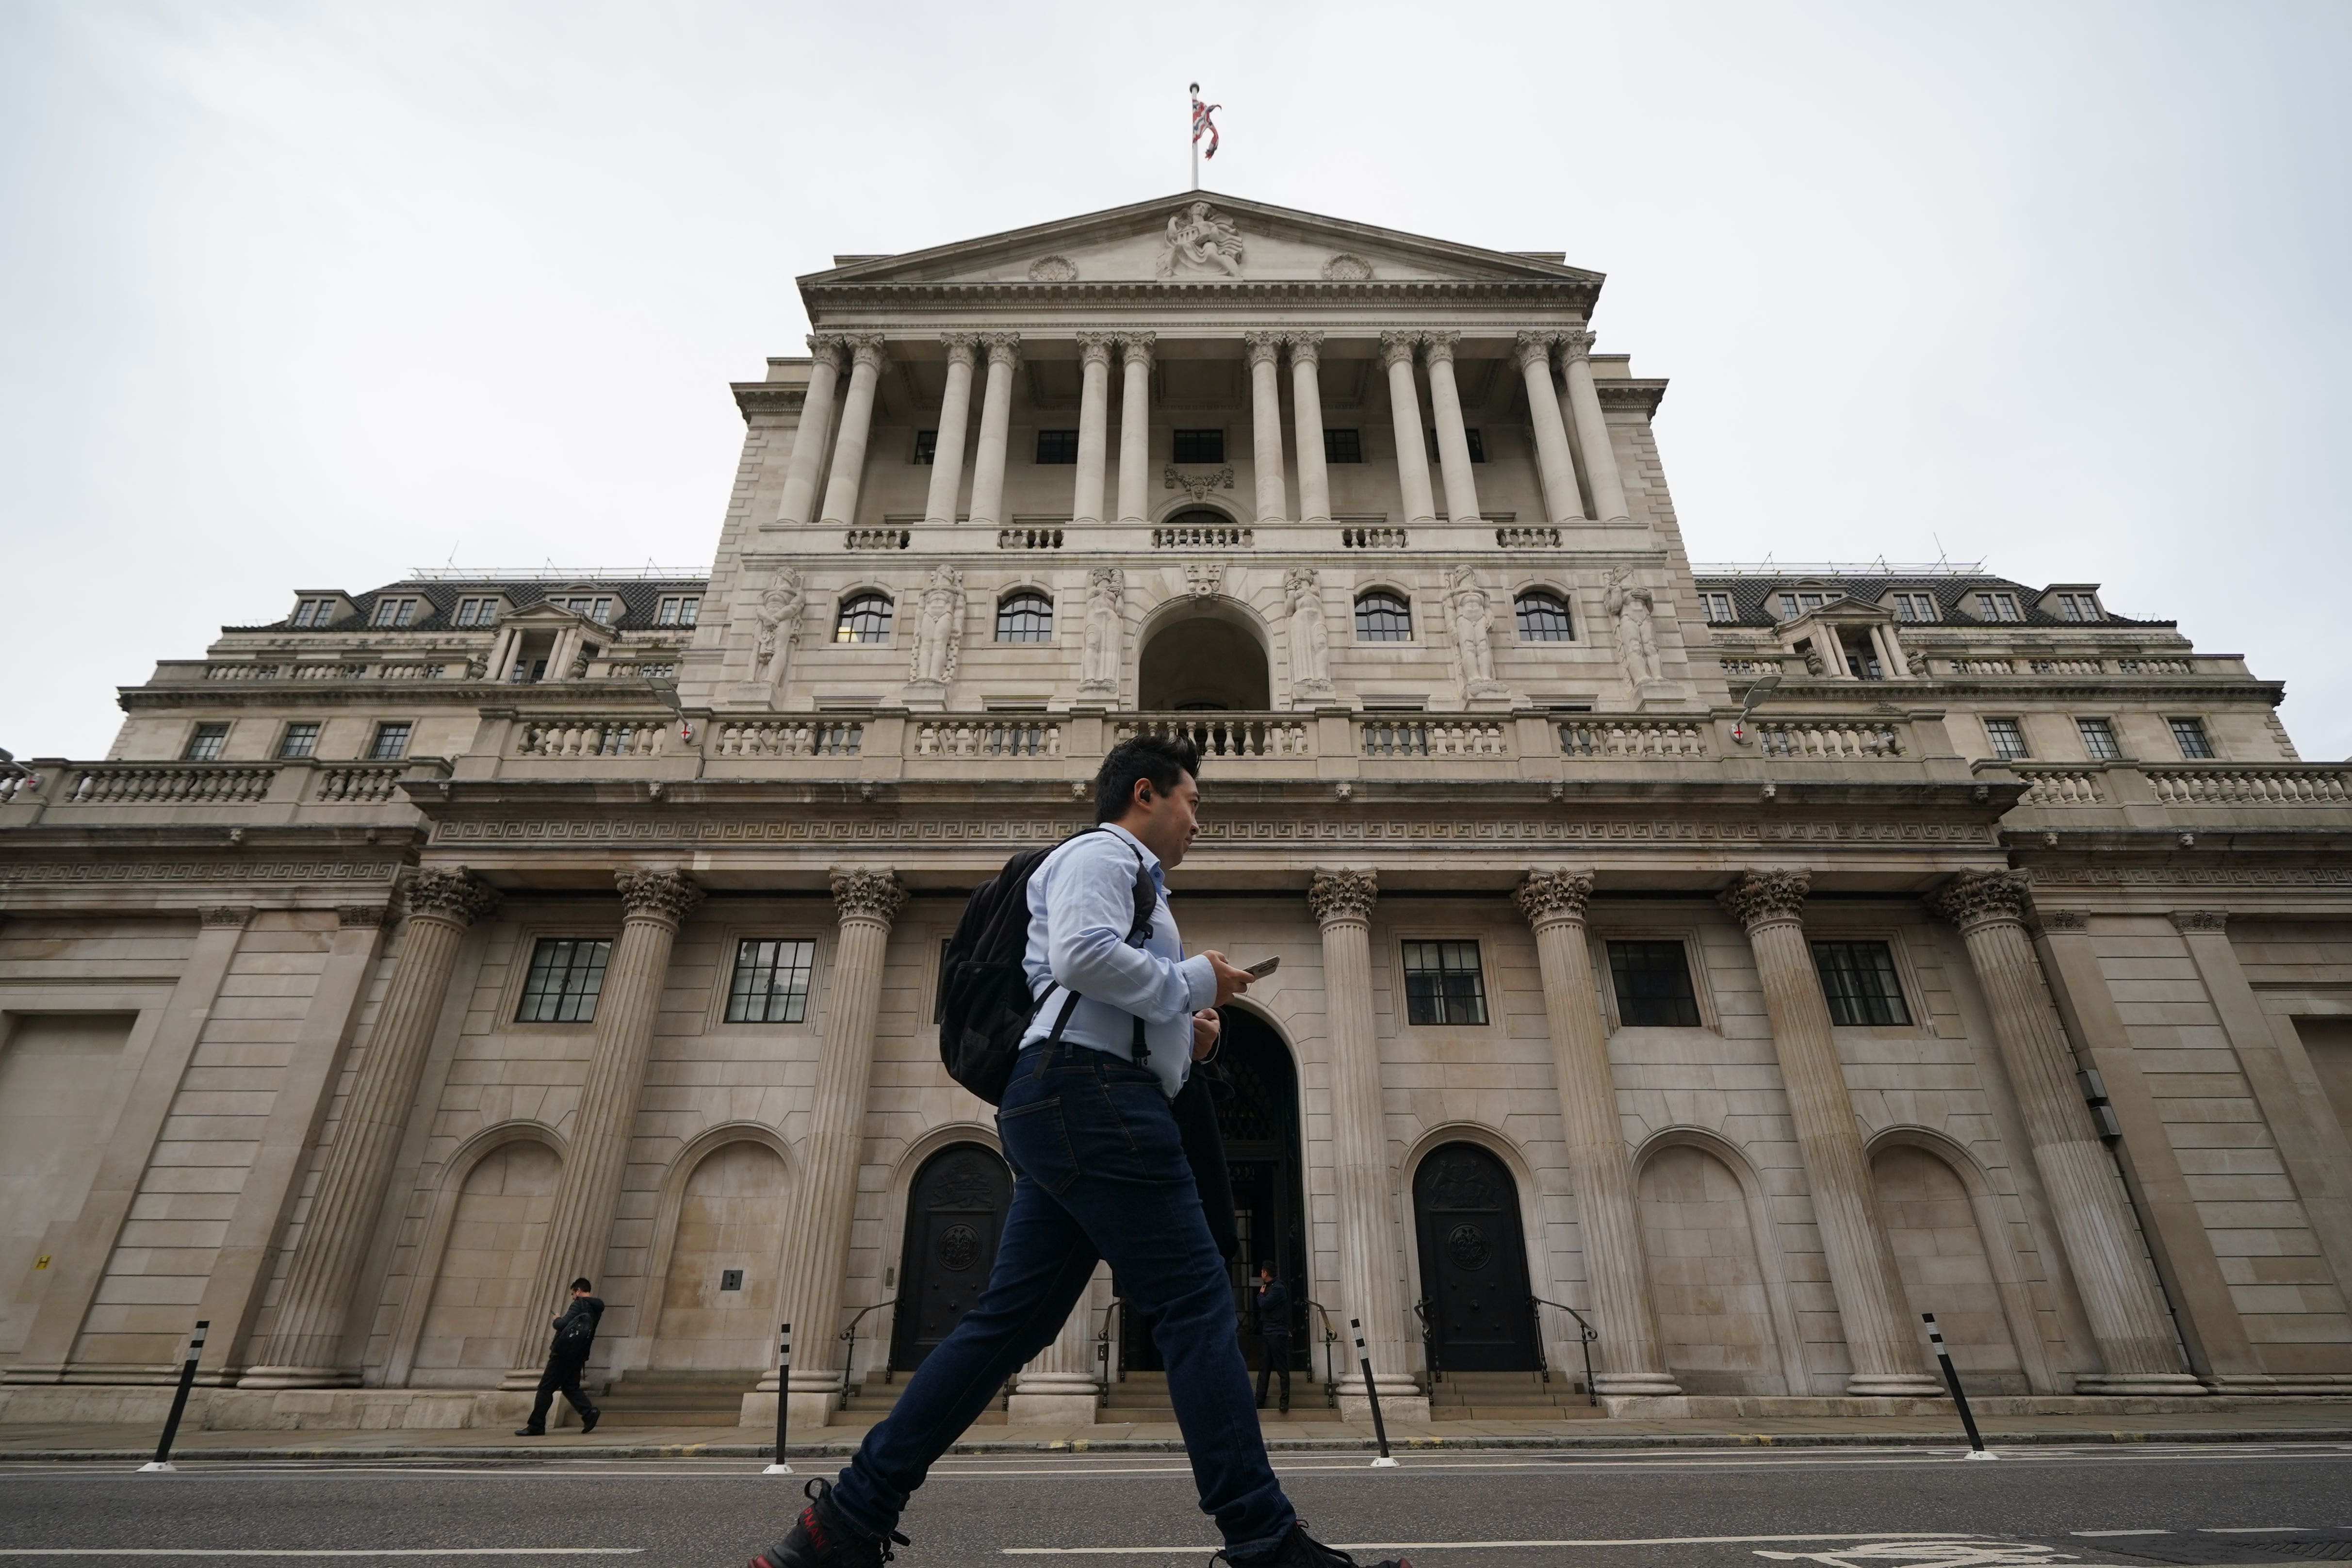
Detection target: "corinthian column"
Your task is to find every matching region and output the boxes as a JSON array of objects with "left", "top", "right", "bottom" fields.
[
  {"left": 1309, "top": 869, "right": 1426, "bottom": 1419},
  {"left": 775, "top": 335, "right": 846, "bottom": 526},
  {"left": 1513, "top": 872, "right": 1677, "bottom": 1395},
  {"left": 1245, "top": 331, "right": 1289, "bottom": 523},
  {"left": 1719, "top": 871, "right": 1940, "bottom": 1395},
  {"left": 241, "top": 869, "right": 498, "bottom": 1387},
  {"left": 1114, "top": 333, "right": 1154, "bottom": 524},
  {"left": 503, "top": 869, "right": 703, "bottom": 1386},
  {"left": 1557, "top": 330, "right": 1632, "bottom": 525},
  {"left": 967, "top": 334, "right": 1021, "bottom": 530},
  {"left": 816, "top": 336, "right": 888, "bottom": 530},
  {"left": 772, "top": 867, "right": 907, "bottom": 1426},
  {"left": 1379, "top": 332, "right": 1437, "bottom": 526},
  {"left": 1421, "top": 332, "right": 1484, "bottom": 525},
  {"left": 1288, "top": 333, "right": 1331, "bottom": 525},
  {"left": 923, "top": 334, "right": 978, "bottom": 525},
  {"left": 1515, "top": 331, "right": 1586, "bottom": 527},
  {"left": 1930, "top": 873, "right": 2204, "bottom": 1393},
  {"left": 1072, "top": 333, "right": 1113, "bottom": 527}
]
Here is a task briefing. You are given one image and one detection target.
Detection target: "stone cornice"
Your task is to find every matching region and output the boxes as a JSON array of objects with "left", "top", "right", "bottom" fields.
[
  {"left": 731, "top": 383, "right": 810, "bottom": 418},
  {"left": 1593, "top": 380, "right": 1669, "bottom": 416},
  {"left": 802, "top": 279, "right": 1603, "bottom": 313}
]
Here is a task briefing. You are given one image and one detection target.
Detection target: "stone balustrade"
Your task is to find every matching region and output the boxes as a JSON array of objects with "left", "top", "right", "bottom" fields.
[
  {"left": 2013, "top": 767, "right": 2109, "bottom": 806},
  {"left": 996, "top": 527, "right": 1064, "bottom": 549},
  {"left": 513, "top": 717, "right": 667, "bottom": 758},
  {"left": 2115, "top": 657, "right": 2194, "bottom": 674},
  {"left": 915, "top": 719, "right": 1063, "bottom": 758},
  {"left": 712, "top": 719, "right": 866, "bottom": 758},
  {"left": 843, "top": 528, "right": 911, "bottom": 550},
  {"left": 1494, "top": 525, "right": 1561, "bottom": 548},
  {"left": 67, "top": 763, "right": 280, "bottom": 805},
  {"left": 1752, "top": 719, "right": 1902, "bottom": 758},
  {"left": 1341, "top": 526, "right": 1409, "bottom": 548},
  {"left": 311, "top": 764, "right": 413, "bottom": 804},
  {"left": 1558, "top": 718, "right": 1710, "bottom": 759},
  {"left": 1359, "top": 718, "right": 1509, "bottom": 758},
  {"left": 1152, "top": 523, "right": 1252, "bottom": 548},
  {"left": 1118, "top": 714, "right": 1312, "bottom": 758},
  {"left": 2145, "top": 765, "right": 2352, "bottom": 806}
]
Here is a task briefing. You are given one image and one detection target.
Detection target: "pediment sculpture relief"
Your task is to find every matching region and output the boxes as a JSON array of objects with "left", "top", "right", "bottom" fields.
[
  {"left": 1157, "top": 202, "right": 1244, "bottom": 278},
  {"left": 1027, "top": 255, "right": 1078, "bottom": 282},
  {"left": 1321, "top": 253, "right": 1373, "bottom": 280}
]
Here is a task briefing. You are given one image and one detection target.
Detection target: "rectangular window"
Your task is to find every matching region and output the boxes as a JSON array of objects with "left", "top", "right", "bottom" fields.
[
  {"left": 517, "top": 937, "right": 612, "bottom": 1023},
  {"left": 1975, "top": 591, "right": 2023, "bottom": 621},
  {"left": 1701, "top": 592, "right": 1736, "bottom": 624},
  {"left": 1034, "top": 429, "right": 1079, "bottom": 464},
  {"left": 183, "top": 723, "right": 229, "bottom": 761},
  {"left": 1983, "top": 718, "right": 2030, "bottom": 760},
  {"left": 1812, "top": 941, "right": 1913, "bottom": 1027},
  {"left": 368, "top": 722, "right": 412, "bottom": 760},
  {"left": 1607, "top": 941, "right": 1702, "bottom": 1027},
  {"left": 454, "top": 597, "right": 499, "bottom": 627},
  {"left": 725, "top": 938, "right": 817, "bottom": 1024},
  {"left": 2056, "top": 592, "right": 2101, "bottom": 621},
  {"left": 2076, "top": 718, "right": 2121, "bottom": 761},
  {"left": 1401, "top": 940, "right": 1487, "bottom": 1027},
  {"left": 277, "top": 721, "right": 321, "bottom": 759},
  {"left": 293, "top": 598, "right": 336, "bottom": 627},
  {"left": 912, "top": 429, "right": 938, "bottom": 465},
  {"left": 371, "top": 597, "right": 419, "bottom": 627},
  {"left": 1171, "top": 428, "right": 1225, "bottom": 464},
  {"left": 1776, "top": 591, "right": 1829, "bottom": 620},
  {"left": 559, "top": 595, "right": 616, "bottom": 621},
  {"left": 1323, "top": 428, "right": 1363, "bottom": 464},
  {"left": 1891, "top": 592, "right": 1939, "bottom": 622},
  {"left": 2169, "top": 717, "right": 2215, "bottom": 759},
  {"left": 656, "top": 596, "right": 700, "bottom": 627}
]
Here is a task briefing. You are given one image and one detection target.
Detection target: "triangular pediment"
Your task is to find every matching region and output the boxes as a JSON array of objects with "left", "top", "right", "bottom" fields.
[{"left": 802, "top": 192, "right": 1602, "bottom": 290}]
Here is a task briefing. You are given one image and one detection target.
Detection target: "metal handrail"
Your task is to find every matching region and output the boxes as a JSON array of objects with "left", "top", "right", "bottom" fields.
[
  {"left": 1304, "top": 1299, "right": 1341, "bottom": 1408},
  {"left": 1530, "top": 1295, "right": 1599, "bottom": 1407},
  {"left": 837, "top": 1298, "right": 895, "bottom": 1408},
  {"left": 1412, "top": 1297, "right": 1442, "bottom": 1383},
  {"left": 1094, "top": 1297, "right": 1124, "bottom": 1405}
]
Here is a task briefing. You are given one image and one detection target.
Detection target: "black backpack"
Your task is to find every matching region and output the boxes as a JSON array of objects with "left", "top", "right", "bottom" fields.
[{"left": 937, "top": 827, "right": 1155, "bottom": 1105}]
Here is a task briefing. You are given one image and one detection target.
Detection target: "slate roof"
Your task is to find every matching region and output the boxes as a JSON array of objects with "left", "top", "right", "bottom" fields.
[
  {"left": 230, "top": 578, "right": 714, "bottom": 635},
  {"left": 1688, "top": 573, "right": 2170, "bottom": 631}
]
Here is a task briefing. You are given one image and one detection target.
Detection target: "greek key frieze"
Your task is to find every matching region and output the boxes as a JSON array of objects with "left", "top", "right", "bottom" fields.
[{"left": 0, "top": 860, "right": 399, "bottom": 883}]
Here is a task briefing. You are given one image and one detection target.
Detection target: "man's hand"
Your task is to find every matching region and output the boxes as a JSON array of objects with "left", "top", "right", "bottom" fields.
[
  {"left": 1191, "top": 1008, "right": 1222, "bottom": 1061},
  {"left": 1203, "top": 950, "right": 1254, "bottom": 1007}
]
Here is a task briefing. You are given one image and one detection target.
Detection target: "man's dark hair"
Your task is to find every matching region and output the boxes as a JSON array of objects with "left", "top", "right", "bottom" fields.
[
  {"left": 1094, "top": 734, "right": 1202, "bottom": 824},
  {"left": 570, "top": 1277, "right": 593, "bottom": 1293}
]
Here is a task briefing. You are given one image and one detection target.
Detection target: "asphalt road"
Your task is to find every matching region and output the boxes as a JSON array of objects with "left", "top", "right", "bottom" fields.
[{"left": 1, "top": 1445, "right": 2348, "bottom": 1568}]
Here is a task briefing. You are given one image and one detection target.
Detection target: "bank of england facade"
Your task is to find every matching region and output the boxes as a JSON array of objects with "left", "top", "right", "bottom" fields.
[{"left": 5, "top": 194, "right": 2351, "bottom": 1432}]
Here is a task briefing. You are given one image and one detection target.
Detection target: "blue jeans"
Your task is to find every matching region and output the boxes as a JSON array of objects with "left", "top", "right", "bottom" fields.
[{"left": 828, "top": 1043, "right": 1295, "bottom": 1556}]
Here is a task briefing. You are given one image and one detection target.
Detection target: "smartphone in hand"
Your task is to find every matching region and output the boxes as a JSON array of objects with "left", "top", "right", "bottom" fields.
[{"left": 1242, "top": 956, "right": 1281, "bottom": 979}]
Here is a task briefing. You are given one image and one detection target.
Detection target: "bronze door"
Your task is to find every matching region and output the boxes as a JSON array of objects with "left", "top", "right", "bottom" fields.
[
  {"left": 891, "top": 1143, "right": 1013, "bottom": 1371},
  {"left": 1412, "top": 1143, "right": 1538, "bottom": 1372}
]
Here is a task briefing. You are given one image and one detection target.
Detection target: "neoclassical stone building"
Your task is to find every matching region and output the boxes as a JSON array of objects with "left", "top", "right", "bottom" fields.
[{"left": 4, "top": 194, "right": 2351, "bottom": 1433}]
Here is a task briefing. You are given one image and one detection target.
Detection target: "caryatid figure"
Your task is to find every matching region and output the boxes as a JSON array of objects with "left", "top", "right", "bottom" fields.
[
  {"left": 1285, "top": 568, "right": 1332, "bottom": 696},
  {"left": 1448, "top": 565, "right": 1505, "bottom": 696},
  {"left": 1078, "top": 566, "right": 1123, "bottom": 694},
  {"left": 908, "top": 564, "right": 964, "bottom": 686},
  {"left": 1605, "top": 567, "right": 1664, "bottom": 686},
  {"left": 753, "top": 567, "right": 802, "bottom": 684}
]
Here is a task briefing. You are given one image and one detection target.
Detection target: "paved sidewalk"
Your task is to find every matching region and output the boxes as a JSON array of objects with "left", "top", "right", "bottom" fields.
[{"left": 6, "top": 1403, "right": 2352, "bottom": 1461}]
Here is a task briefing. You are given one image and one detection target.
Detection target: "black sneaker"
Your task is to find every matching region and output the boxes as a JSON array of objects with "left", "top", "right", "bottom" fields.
[
  {"left": 1225, "top": 1524, "right": 1408, "bottom": 1568},
  {"left": 749, "top": 1479, "right": 910, "bottom": 1568}
]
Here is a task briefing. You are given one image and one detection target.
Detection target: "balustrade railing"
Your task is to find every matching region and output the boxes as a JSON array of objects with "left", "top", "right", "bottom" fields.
[
  {"left": 844, "top": 528, "right": 911, "bottom": 550},
  {"left": 1341, "top": 525, "right": 1408, "bottom": 548},
  {"left": 1753, "top": 719, "right": 1902, "bottom": 759},
  {"left": 2013, "top": 767, "right": 2108, "bottom": 806},
  {"left": 1946, "top": 659, "right": 2014, "bottom": 675},
  {"left": 1358, "top": 718, "right": 1509, "bottom": 758},
  {"left": 996, "top": 527, "right": 1063, "bottom": 549},
  {"left": 1495, "top": 526, "right": 1560, "bottom": 548},
  {"left": 915, "top": 719, "right": 1062, "bottom": 758},
  {"left": 2144, "top": 765, "right": 2352, "bottom": 806},
  {"left": 66, "top": 763, "right": 279, "bottom": 805},
  {"left": 1558, "top": 718, "right": 1710, "bottom": 759},
  {"left": 1117, "top": 714, "right": 1310, "bottom": 758},
  {"left": 2115, "top": 657, "right": 2194, "bottom": 674},
  {"left": 713, "top": 719, "right": 865, "bottom": 759},
  {"left": 1152, "top": 523, "right": 1252, "bottom": 548},
  {"left": 312, "top": 764, "right": 410, "bottom": 804},
  {"left": 513, "top": 717, "right": 666, "bottom": 758},
  {"left": 2026, "top": 658, "right": 2104, "bottom": 675}
]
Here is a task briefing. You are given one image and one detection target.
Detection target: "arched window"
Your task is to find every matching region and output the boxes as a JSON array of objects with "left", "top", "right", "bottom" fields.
[
  {"left": 1355, "top": 589, "right": 1413, "bottom": 641},
  {"left": 833, "top": 592, "right": 893, "bottom": 644},
  {"left": 995, "top": 590, "right": 1053, "bottom": 642},
  {"left": 1515, "top": 590, "right": 1573, "bottom": 641}
]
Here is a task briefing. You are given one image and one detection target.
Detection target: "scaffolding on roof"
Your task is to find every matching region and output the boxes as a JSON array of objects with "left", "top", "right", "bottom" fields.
[{"left": 1691, "top": 558, "right": 1986, "bottom": 578}]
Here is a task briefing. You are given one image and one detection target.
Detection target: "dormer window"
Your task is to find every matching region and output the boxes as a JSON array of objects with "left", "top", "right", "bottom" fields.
[
  {"left": 2055, "top": 592, "right": 2102, "bottom": 621},
  {"left": 292, "top": 597, "right": 339, "bottom": 628},
  {"left": 454, "top": 597, "right": 501, "bottom": 627},
  {"left": 370, "top": 597, "right": 420, "bottom": 628},
  {"left": 656, "top": 596, "right": 700, "bottom": 627},
  {"left": 1776, "top": 591, "right": 1829, "bottom": 620},
  {"left": 555, "top": 595, "right": 615, "bottom": 621},
  {"left": 1890, "top": 592, "right": 1940, "bottom": 623},
  {"left": 1974, "top": 591, "right": 2023, "bottom": 622},
  {"left": 1701, "top": 592, "right": 1736, "bottom": 624}
]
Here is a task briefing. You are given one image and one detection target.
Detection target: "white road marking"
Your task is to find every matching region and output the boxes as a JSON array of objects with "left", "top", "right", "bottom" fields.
[
  {"left": 2069, "top": 1531, "right": 2171, "bottom": 1537},
  {"left": 0, "top": 1552, "right": 644, "bottom": 1558},
  {"left": 2199, "top": 1526, "right": 2307, "bottom": 1533},
  {"left": 1003, "top": 1534, "right": 2000, "bottom": 1554}
]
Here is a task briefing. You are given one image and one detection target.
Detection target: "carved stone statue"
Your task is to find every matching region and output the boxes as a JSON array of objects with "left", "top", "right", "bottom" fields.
[
  {"left": 753, "top": 566, "right": 802, "bottom": 683},
  {"left": 1079, "top": 566, "right": 1122, "bottom": 695},
  {"left": 1447, "top": 565, "right": 1506, "bottom": 698},
  {"left": 1157, "top": 202, "right": 1244, "bottom": 278},
  {"left": 1285, "top": 568, "right": 1332, "bottom": 696},
  {"left": 1605, "top": 567, "right": 1665, "bottom": 686},
  {"left": 908, "top": 564, "right": 964, "bottom": 687}
]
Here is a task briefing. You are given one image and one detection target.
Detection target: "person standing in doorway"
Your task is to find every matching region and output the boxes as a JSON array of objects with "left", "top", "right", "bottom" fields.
[
  {"left": 516, "top": 1278, "right": 602, "bottom": 1437},
  {"left": 738, "top": 735, "right": 1405, "bottom": 1568},
  {"left": 1254, "top": 1264, "right": 1291, "bottom": 1416}
]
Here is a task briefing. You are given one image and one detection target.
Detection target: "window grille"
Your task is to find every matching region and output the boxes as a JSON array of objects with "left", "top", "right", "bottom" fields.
[
  {"left": 1983, "top": 718, "right": 2029, "bottom": 760},
  {"left": 657, "top": 596, "right": 699, "bottom": 627},
  {"left": 995, "top": 591, "right": 1054, "bottom": 642},
  {"left": 2169, "top": 717, "right": 2215, "bottom": 759},
  {"left": 834, "top": 593, "right": 894, "bottom": 643},
  {"left": 278, "top": 722, "right": 320, "bottom": 759},
  {"left": 1171, "top": 428, "right": 1225, "bottom": 464},
  {"left": 1035, "top": 429, "right": 1079, "bottom": 464},
  {"left": 1812, "top": 941, "right": 1912, "bottom": 1026},
  {"left": 1702, "top": 592, "right": 1736, "bottom": 624},
  {"left": 1355, "top": 590, "right": 1413, "bottom": 641},
  {"left": 518, "top": 938, "right": 611, "bottom": 1023},
  {"left": 2077, "top": 718, "right": 2121, "bottom": 761},
  {"left": 1514, "top": 590, "right": 1573, "bottom": 641},
  {"left": 913, "top": 429, "right": 937, "bottom": 465},
  {"left": 1323, "top": 428, "right": 1363, "bottom": 464},
  {"left": 183, "top": 723, "right": 229, "bottom": 761},
  {"left": 1402, "top": 940, "right": 1487, "bottom": 1026},
  {"left": 726, "top": 939, "right": 817, "bottom": 1024},
  {"left": 368, "top": 722, "right": 412, "bottom": 760},
  {"left": 1608, "top": 941, "right": 1701, "bottom": 1027}
]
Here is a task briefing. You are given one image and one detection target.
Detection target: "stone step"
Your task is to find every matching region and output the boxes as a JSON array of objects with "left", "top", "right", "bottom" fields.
[{"left": 595, "top": 1370, "right": 763, "bottom": 1427}]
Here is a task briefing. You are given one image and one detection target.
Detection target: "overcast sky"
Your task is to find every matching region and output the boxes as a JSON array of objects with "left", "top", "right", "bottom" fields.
[{"left": 4, "top": 1, "right": 2348, "bottom": 760}]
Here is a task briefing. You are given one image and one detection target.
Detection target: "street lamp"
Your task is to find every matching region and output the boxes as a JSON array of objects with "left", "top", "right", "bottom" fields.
[{"left": 1729, "top": 673, "right": 1780, "bottom": 746}]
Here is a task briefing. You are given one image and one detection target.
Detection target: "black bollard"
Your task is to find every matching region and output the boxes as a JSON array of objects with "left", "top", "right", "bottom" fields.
[
  {"left": 764, "top": 1323, "right": 794, "bottom": 1475},
  {"left": 140, "top": 1319, "right": 209, "bottom": 1473},
  {"left": 1923, "top": 1312, "right": 1995, "bottom": 1460},
  {"left": 1349, "top": 1318, "right": 1397, "bottom": 1468}
]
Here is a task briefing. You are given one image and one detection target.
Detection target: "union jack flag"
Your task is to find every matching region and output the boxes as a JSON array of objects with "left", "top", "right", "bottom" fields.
[{"left": 1191, "top": 91, "right": 1221, "bottom": 159}]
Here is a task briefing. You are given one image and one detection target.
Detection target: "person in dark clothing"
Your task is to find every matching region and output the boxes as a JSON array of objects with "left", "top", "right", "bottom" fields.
[
  {"left": 1254, "top": 1265, "right": 1291, "bottom": 1415},
  {"left": 516, "top": 1278, "right": 602, "bottom": 1436}
]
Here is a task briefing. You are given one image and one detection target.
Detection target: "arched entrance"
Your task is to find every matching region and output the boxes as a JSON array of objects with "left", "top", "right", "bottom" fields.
[
  {"left": 1413, "top": 1143, "right": 1539, "bottom": 1372},
  {"left": 1136, "top": 572, "right": 1270, "bottom": 710},
  {"left": 890, "top": 1143, "right": 1013, "bottom": 1372},
  {"left": 1122, "top": 1007, "right": 1306, "bottom": 1372}
]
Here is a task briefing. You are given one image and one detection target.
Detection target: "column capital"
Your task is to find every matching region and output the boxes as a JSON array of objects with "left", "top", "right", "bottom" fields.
[
  {"left": 1927, "top": 869, "right": 2031, "bottom": 934},
  {"left": 831, "top": 866, "right": 908, "bottom": 927},
  {"left": 1514, "top": 869, "right": 1595, "bottom": 930},
  {"left": 615, "top": 868, "right": 703, "bottom": 929},
  {"left": 979, "top": 331, "right": 1022, "bottom": 367},
  {"left": 1076, "top": 331, "right": 1115, "bottom": 365},
  {"left": 1116, "top": 330, "right": 1156, "bottom": 366},
  {"left": 1244, "top": 331, "right": 1285, "bottom": 368},
  {"left": 1308, "top": 868, "right": 1378, "bottom": 926},
  {"left": 1378, "top": 330, "right": 1420, "bottom": 370},
  {"left": 2170, "top": 909, "right": 2230, "bottom": 934},
  {"left": 402, "top": 866, "right": 499, "bottom": 927},
  {"left": 1718, "top": 869, "right": 1811, "bottom": 932},
  {"left": 845, "top": 333, "right": 889, "bottom": 371},
  {"left": 1286, "top": 330, "right": 1324, "bottom": 365},
  {"left": 939, "top": 332, "right": 980, "bottom": 363},
  {"left": 1420, "top": 330, "right": 1461, "bottom": 365},
  {"left": 1556, "top": 329, "right": 1597, "bottom": 364},
  {"left": 1514, "top": 330, "right": 1561, "bottom": 370},
  {"left": 806, "top": 333, "right": 849, "bottom": 368}
]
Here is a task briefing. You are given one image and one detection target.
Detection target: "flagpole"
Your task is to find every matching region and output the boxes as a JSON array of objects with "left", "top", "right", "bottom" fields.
[{"left": 1189, "top": 82, "right": 1200, "bottom": 190}]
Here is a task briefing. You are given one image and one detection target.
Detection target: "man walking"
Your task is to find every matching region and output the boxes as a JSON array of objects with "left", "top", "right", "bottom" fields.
[
  {"left": 741, "top": 736, "right": 1404, "bottom": 1568},
  {"left": 1254, "top": 1264, "right": 1291, "bottom": 1416},
  {"left": 515, "top": 1277, "right": 601, "bottom": 1436}
]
